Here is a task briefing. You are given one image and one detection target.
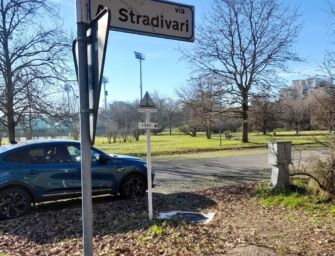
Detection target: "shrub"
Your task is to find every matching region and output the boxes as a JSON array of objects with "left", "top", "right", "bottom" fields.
[{"left": 290, "top": 137, "right": 335, "bottom": 199}]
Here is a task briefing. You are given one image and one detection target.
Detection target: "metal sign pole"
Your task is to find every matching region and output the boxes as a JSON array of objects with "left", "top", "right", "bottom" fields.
[
  {"left": 75, "top": 0, "right": 93, "bottom": 255},
  {"left": 145, "top": 110, "right": 153, "bottom": 221}
]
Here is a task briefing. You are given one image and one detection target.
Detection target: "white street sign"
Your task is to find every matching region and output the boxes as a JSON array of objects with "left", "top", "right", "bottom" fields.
[
  {"left": 138, "top": 122, "right": 158, "bottom": 129},
  {"left": 138, "top": 108, "right": 157, "bottom": 113},
  {"left": 90, "top": 0, "right": 194, "bottom": 41}
]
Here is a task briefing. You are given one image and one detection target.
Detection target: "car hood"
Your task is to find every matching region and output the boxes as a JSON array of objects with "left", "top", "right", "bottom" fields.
[{"left": 109, "top": 154, "right": 146, "bottom": 163}]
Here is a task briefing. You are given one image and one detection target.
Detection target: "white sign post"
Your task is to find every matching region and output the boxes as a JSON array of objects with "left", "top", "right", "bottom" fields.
[{"left": 138, "top": 92, "right": 157, "bottom": 221}]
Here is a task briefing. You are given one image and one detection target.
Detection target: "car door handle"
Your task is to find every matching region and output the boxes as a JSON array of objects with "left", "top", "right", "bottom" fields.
[{"left": 27, "top": 170, "right": 38, "bottom": 175}]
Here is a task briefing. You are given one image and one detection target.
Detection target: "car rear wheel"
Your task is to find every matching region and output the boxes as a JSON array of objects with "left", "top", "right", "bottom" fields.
[
  {"left": 120, "top": 174, "right": 146, "bottom": 199},
  {"left": 0, "top": 187, "right": 32, "bottom": 220}
]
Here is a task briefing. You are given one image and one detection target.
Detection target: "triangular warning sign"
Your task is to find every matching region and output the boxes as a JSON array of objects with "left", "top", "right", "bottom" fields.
[{"left": 140, "top": 91, "right": 156, "bottom": 109}]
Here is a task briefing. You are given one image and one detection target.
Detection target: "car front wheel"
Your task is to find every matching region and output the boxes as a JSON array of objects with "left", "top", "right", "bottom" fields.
[
  {"left": 0, "top": 187, "right": 32, "bottom": 220},
  {"left": 120, "top": 174, "right": 146, "bottom": 199}
]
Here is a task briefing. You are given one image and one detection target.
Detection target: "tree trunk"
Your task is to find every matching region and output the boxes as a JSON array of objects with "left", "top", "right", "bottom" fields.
[
  {"left": 133, "top": 129, "right": 140, "bottom": 141},
  {"left": 262, "top": 117, "right": 267, "bottom": 135},
  {"left": 7, "top": 118, "right": 16, "bottom": 144},
  {"left": 206, "top": 122, "right": 212, "bottom": 139},
  {"left": 4, "top": 30, "right": 16, "bottom": 144},
  {"left": 262, "top": 124, "right": 266, "bottom": 135},
  {"left": 242, "top": 96, "right": 249, "bottom": 143},
  {"left": 169, "top": 121, "right": 172, "bottom": 135},
  {"left": 169, "top": 115, "right": 172, "bottom": 135},
  {"left": 295, "top": 123, "right": 299, "bottom": 135},
  {"left": 107, "top": 133, "right": 112, "bottom": 143},
  {"left": 26, "top": 86, "right": 33, "bottom": 140},
  {"left": 191, "top": 128, "right": 197, "bottom": 137}
]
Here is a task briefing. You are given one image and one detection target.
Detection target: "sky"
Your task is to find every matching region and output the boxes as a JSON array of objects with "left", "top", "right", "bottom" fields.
[{"left": 56, "top": 0, "right": 334, "bottom": 104}]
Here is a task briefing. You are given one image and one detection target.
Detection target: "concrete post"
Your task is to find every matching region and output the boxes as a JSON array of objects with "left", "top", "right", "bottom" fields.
[{"left": 268, "top": 141, "right": 292, "bottom": 189}]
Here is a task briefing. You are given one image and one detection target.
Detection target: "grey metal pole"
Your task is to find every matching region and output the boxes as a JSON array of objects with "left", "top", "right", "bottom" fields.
[{"left": 75, "top": 1, "right": 93, "bottom": 255}]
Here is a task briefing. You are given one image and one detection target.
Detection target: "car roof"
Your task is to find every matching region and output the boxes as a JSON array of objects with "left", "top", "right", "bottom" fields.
[{"left": 0, "top": 139, "right": 79, "bottom": 154}]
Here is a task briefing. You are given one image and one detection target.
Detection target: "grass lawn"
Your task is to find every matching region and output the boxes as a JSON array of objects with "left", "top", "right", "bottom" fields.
[{"left": 94, "top": 130, "right": 330, "bottom": 157}]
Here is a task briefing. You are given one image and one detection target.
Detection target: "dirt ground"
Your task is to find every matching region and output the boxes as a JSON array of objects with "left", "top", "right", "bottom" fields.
[{"left": 0, "top": 184, "right": 334, "bottom": 255}]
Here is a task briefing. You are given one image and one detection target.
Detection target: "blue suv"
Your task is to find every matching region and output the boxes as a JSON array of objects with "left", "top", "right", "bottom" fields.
[{"left": 0, "top": 140, "right": 151, "bottom": 219}]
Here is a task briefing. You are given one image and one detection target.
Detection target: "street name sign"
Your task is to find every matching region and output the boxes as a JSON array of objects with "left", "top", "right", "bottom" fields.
[
  {"left": 138, "top": 122, "right": 158, "bottom": 129},
  {"left": 90, "top": 0, "right": 194, "bottom": 41}
]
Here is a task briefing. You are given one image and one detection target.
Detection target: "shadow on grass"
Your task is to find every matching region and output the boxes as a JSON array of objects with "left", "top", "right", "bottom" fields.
[{"left": 0, "top": 191, "right": 216, "bottom": 244}]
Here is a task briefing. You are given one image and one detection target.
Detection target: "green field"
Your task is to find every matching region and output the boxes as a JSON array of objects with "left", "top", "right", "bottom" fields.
[{"left": 94, "top": 131, "right": 331, "bottom": 157}]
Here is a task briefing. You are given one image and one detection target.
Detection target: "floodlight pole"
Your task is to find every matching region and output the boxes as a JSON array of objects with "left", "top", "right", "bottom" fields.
[
  {"left": 134, "top": 52, "right": 145, "bottom": 100},
  {"left": 140, "top": 58, "right": 143, "bottom": 100},
  {"left": 75, "top": 0, "right": 93, "bottom": 255}
]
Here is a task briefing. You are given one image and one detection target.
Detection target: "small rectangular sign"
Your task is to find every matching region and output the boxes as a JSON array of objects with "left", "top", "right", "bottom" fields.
[
  {"left": 138, "top": 108, "right": 158, "bottom": 113},
  {"left": 138, "top": 122, "right": 158, "bottom": 129},
  {"left": 90, "top": 0, "right": 194, "bottom": 41}
]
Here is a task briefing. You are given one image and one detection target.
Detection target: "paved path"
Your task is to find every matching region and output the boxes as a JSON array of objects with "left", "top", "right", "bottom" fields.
[
  {"left": 152, "top": 149, "right": 326, "bottom": 193},
  {"left": 152, "top": 153, "right": 271, "bottom": 193}
]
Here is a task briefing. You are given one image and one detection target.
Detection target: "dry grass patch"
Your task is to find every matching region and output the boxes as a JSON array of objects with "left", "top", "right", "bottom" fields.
[{"left": 0, "top": 184, "right": 334, "bottom": 255}]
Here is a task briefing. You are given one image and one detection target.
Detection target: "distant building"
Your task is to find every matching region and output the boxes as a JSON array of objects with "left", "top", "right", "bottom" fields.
[{"left": 279, "top": 77, "right": 333, "bottom": 100}]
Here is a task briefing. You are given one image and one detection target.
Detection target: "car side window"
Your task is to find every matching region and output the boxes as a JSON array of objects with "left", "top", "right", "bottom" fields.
[
  {"left": 4, "top": 148, "right": 31, "bottom": 163},
  {"left": 64, "top": 145, "right": 102, "bottom": 163},
  {"left": 28, "top": 147, "right": 45, "bottom": 162},
  {"left": 66, "top": 145, "right": 81, "bottom": 163},
  {"left": 91, "top": 149, "right": 101, "bottom": 162},
  {"left": 43, "top": 146, "right": 68, "bottom": 163},
  {"left": 4, "top": 145, "right": 68, "bottom": 163}
]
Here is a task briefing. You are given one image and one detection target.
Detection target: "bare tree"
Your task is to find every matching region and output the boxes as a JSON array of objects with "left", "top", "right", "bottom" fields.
[
  {"left": 249, "top": 94, "right": 278, "bottom": 135},
  {"left": 179, "top": 104, "right": 202, "bottom": 137},
  {"left": 177, "top": 75, "right": 227, "bottom": 139},
  {"left": 181, "top": 0, "right": 300, "bottom": 142},
  {"left": 310, "top": 88, "right": 335, "bottom": 133},
  {"left": 279, "top": 97, "right": 310, "bottom": 134},
  {"left": 323, "top": 2, "right": 335, "bottom": 82},
  {"left": 150, "top": 92, "right": 182, "bottom": 135},
  {"left": 164, "top": 98, "right": 182, "bottom": 135},
  {"left": 100, "top": 101, "right": 141, "bottom": 143},
  {"left": 0, "top": 0, "right": 72, "bottom": 143}
]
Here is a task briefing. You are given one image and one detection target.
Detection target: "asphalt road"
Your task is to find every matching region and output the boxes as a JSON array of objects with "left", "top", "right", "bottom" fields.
[
  {"left": 152, "top": 149, "right": 327, "bottom": 194},
  {"left": 152, "top": 153, "right": 271, "bottom": 194}
]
